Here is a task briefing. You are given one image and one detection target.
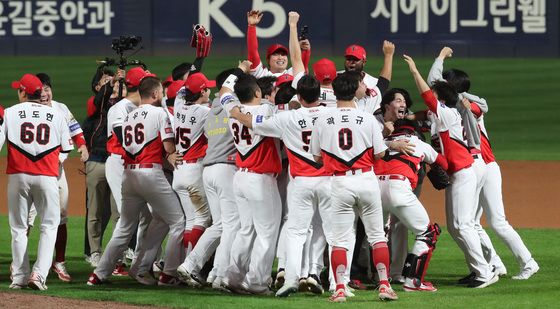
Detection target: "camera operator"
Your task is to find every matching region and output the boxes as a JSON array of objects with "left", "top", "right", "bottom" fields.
[{"left": 82, "top": 68, "right": 123, "bottom": 267}]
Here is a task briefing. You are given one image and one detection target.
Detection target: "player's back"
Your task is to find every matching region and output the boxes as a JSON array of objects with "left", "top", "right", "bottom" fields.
[
  {"left": 106, "top": 98, "right": 136, "bottom": 155},
  {"left": 319, "top": 87, "right": 337, "bottom": 108},
  {"left": 121, "top": 104, "right": 170, "bottom": 165},
  {"left": 3, "top": 102, "right": 72, "bottom": 176},
  {"left": 229, "top": 103, "right": 281, "bottom": 174},
  {"left": 173, "top": 98, "right": 210, "bottom": 160},
  {"left": 312, "top": 107, "right": 386, "bottom": 174}
]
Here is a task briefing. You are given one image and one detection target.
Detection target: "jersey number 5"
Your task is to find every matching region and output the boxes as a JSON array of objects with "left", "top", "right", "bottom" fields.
[
  {"left": 338, "top": 128, "right": 353, "bottom": 150},
  {"left": 301, "top": 131, "right": 312, "bottom": 152},
  {"left": 124, "top": 123, "right": 145, "bottom": 146},
  {"left": 231, "top": 123, "right": 252, "bottom": 145},
  {"left": 20, "top": 122, "right": 50, "bottom": 145},
  {"left": 175, "top": 127, "right": 191, "bottom": 149}
]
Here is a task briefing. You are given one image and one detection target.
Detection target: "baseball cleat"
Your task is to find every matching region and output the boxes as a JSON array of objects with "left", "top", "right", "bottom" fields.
[
  {"left": 152, "top": 260, "right": 164, "bottom": 274},
  {"left": 306, "top": 274, "right": 324, "bottom": 295},
  {"left": 390, "top": 275, "right": 405, "bottom": 284},
  {"left": 298, "top": 277, "right": 309, "bottom": 292},
  {"left": 403, "top": 279, "right": 437, "bottom": 292},
  {"left": 468, "top": 273, "right": 499, "bottom": 288},
  {"left": 348, "top": 279, "right": 367, "bottom": 290},
  {"left": 89, "top": 252, "right": 101, "bottom": 268},
  {"left": 158, "top": 272, "right": 185, "bottom": 287},
  {"left": 9, "top": 282, "right": 26, "bottom": 289},
  {"left": 378, "top": 283, "right": 398, "bottom": 301},
  {"left": 513, "top": 259, "right": 539, "bottom": 280},
  {"left": 492, "top": 264, "right": 508, "bottom": 277},
  {"left": 27, "top": 272, "right": 48, "bottom": 291},
  {"left": 87, "top": 273, "right": 108, "bottom": 286},
  {"left": 329, "top": 289, "right": 347, "bottom": 303},
  {"left": 274, "top": 269, "right": 285, "bottom": 289},
  {"left": 52, "top": 261, "right": 72, "bottom": 282},
  {"left": 112, "top": 263, "right": 128, "bottom": 276},
  {"left": 177, "top": 264, "right": 204, "bottom": 288},
  {"left": 457, "top": 272, "right": 476, "bottom": 284},
  {"left": 130, "top": 271, "right": 158, "bottom": 286},
  {"left": 275, "top": 282, "right": 298, "bottom": 297}
]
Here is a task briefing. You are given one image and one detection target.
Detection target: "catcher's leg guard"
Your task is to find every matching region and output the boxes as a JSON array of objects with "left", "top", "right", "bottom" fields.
[{"left": 402, "top": 223, "right": 441, "bottom": 282}]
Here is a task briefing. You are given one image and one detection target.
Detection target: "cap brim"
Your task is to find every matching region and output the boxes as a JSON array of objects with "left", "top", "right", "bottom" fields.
[
  {"left": 11, "top": 81, "right": 21, "bottom": 89},
  {"left": 206, "top": 80, "right": 216, "bottom": 88}
]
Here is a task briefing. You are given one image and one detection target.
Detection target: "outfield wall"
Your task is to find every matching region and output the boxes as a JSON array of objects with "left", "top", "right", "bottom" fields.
[{"left": 0, "top": 0, "right": 558, "bottom": 57}]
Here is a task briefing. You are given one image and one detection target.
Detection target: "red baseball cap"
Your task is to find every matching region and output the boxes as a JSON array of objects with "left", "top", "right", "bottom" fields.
[
  {"left": 266, "top": 43, "right": 288, "bottom": 60},
  {"left": 162, "top": 75, "right": 173, "bottom": 87},
  {"left": 345, "top": 44, "right": 367, "bottom": 61},
  {"left": 166, "top": 80, "right": 186, "bottom": 99},
  {"left": 185, "top": 73, "right": 216, "bottom": 94},
  {"left": 274, "top": 74, "right": 294, "bottom": 88},
  {"left": 11, "top": 74, "right": 43, "bottom": 95},
  {"left": 126, "top": 67, "right": 156, "bottom": 88},
  {"left": 313, "top": 58, "right": 337, "bottom": 83}
]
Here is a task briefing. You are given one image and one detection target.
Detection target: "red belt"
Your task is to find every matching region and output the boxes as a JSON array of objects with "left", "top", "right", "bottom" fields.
[
  {"left": 333, "top": 167, "right": 373, "bottom": 177},
  {"left": 239, "top": 167, "right": 278, "bottom": 178},
  {"left": 125, "top": 163, "right": 161, "bottom": 170},
  {"left": 183, "top": 158, "right": 202, "bottom": 164},
  {"left": 378, "top": 174, "right": 407, "bottom": 181}
]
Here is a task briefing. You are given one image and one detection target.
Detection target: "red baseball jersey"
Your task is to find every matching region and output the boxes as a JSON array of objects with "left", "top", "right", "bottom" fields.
[
  {"left": 310, "top": 107, "right": 387, "bottom": 175},
  {"left": 423, "top": 90, "right": 473, "bottom": 174},
  {"left": 252, "top": 105, "right": 331, "bottom": 177},
  {"left": 1, "top": 102, "right": 73, "bottom": 176},
  {"left": 374, "top": 134, "right": 439, "bottom": 189},
  {"left": 221, "top": 94, "right": 282, "bottom": 174},
  {"left": 107, "top": 98, "right": 137, "bottom": 156},
  {"left": 477, "top": 115, "right": 496, "bottom": 164},
  {"left": 173, "top": 92, "right": 209, "bottom": 161},
  {"left": 121, "top": 104, "right": 174, "bottom": 165}
]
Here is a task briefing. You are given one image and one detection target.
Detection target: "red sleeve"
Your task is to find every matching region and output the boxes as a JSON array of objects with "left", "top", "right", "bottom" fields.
[
  {"left": 435, "top": 153, "right": 448, "bottom": 170},
  {"left": 247, "top": 25, "right": 261, "bottom": 69},
  {"left": 421, "top": 90, "right": 438, "bottom": 113},
  {"left": 72, "top": 132, "right": 86, "bottom": 148},
  {"left": 301, "top": 48, "right": 310, "bottom": 74},
  {"left": 470, "top": 102, "right": 482, "bottom": 118}
]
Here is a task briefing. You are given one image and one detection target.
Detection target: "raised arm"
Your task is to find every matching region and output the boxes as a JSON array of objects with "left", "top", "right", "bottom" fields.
[
  {"left": 247, "top": 10, "right": 264, "bottom": 69},
  {"left": 379, "top": 40, "right": 395, "bottom": 81},
  {"left": 288, "top": 11, "right": 305, "bottom": 77},
  {"left": 403, "top": 55, "right": 437, "bottom": 112},
  {"left": 427, "top": 47, "right": 452, "bottom": 86}
]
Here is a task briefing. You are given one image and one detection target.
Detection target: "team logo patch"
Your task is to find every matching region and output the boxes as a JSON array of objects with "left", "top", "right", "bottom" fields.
[
  {"left": 69, "top": 123, "right": 81, "bottom": 132},
  {"left": 256, "top": 115, "right": 264, "bottom": 123},
  {"left": 165, "top": 127, "right": 173, "bottom": 134},
  {"left": 220, "top": 94, "right": 234, "bottom": 106}
]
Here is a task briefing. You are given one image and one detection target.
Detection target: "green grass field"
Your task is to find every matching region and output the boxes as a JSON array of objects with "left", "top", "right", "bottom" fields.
[
  {"left": 0, "top": 56, "right": 559, "bottom": 160},
  {"left": 0, "top": 216, "right": 558, "bottom": 308}
]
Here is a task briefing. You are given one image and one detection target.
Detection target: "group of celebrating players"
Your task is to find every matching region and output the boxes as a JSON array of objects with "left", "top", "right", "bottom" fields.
[{"left": 1, "top": 9, "right": 539, "bottom": 303}]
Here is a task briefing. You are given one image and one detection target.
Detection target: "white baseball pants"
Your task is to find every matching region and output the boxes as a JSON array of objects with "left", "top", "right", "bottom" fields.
[{"left": 172, "top": 162, "right": 211, "bottom": 231}]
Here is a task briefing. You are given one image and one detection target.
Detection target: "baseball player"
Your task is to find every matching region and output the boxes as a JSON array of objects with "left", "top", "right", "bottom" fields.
[
  {"left": 246, "top": 10, "right": 310, "bottom": 78},
  {"left": 171, "top": 73, "right": 214, "bottom": 281},
  {"left": 88, "top": 77, "right": 186, "bottom": 286},
  {"left": 310, "top": 71, "right": 397, "bottom": 302},
  {"left": 404, "top": 54, "right": 498, "bottom": 288},
  {"left": 105, "top": 67, "right": 155, "bottom": 274},
  {"left": 228, "top": 11, "right": 330, "bottom": 297},
  {"left": 3, "top": 74, "right": 73, "bottom": 290},
  {"left": 374, "top": 119, "right": 447, "bottom": 292},
  {"left": 219, "top": 63, "right": 282, "bottom": 295},
  {"left": 313, "top": 58, "right": 338, "bottom": 107}
]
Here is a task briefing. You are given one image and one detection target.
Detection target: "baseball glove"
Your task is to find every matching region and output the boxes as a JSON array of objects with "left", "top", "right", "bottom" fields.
[
  {"left": 190, "top": 24, "right": 212, "bottom": 58},
  {"left": 427, "top": 163, "right": 450, "bottom": 190}
]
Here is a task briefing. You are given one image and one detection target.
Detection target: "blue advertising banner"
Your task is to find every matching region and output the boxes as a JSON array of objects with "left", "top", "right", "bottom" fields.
[{"left": 0, "top": 0, "right": 557, "bottom": 57}]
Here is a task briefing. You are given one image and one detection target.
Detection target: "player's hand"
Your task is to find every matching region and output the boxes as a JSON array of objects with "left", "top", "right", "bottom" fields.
[
  {"left": 229, "top": 106, "right": 242, "bottom": 119},
  {"left": 167, "top": 152, "right": 183, "bottom": 169},
  {"left": 438, "top": 47, "right": 453, "bottom": 60},
  {"left": 247, "top": 10, "right": 263, "bottom": 26},
  {"left": 238, "top": 60, "right": 253, "bottom": 73},
  {"left": 461, "top": 98, "right": 472, "bottom": 110},
  {"left": 299, "top": 39, "right": 310, "bottom": 51},
  {"left": 382, "top": 40, "right": 395, "bottom": 56},
  {"left": 111, "top": 69, "right": 125, "bottom": 86},
  {"left": 383, "top": 121, "right": 395, "bottom": 136},
  {"left": 78, "top": 145, "right": 89, "bottom": 162},
  {"left": 403, "top": 54, "right": 419, "bottom": 73},
  {"left": 288, "top": 11, "right": 300, "bottom": 27},
  {"left": 390, "top": 140, "right": 416, "bottom": 156}
]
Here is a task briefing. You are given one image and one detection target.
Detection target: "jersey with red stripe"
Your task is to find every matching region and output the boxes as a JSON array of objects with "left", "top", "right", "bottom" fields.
[
  {"left": 252, "top": 105, "right": 331, "bottom": 177},
  {"left": 173, "top": 94, "right": 209, "bottom": 161},
  {"left": 107, "top": 98, "right": 137, "bottom": 156},
  {"left": 222, "top": 95, "right": 281, "bottom": 174},
  {"left": 52, "top": 100, "right": 85, "bottom": 161},
  {"left": 1, "top": 102, "right": 73, "bottom": 176},
  {"left": 355, "top": 86, "right": 382, "bottom": 115},
  {"left": 122, "top": 104, "right": 174, "bottom": 165},
  {"left": 423, "top": 91, "right": 473, "bottom": 173},
  {"left": 477, "top": 115, "right": 495, "bottom": 164},
  {"left": 374, "top": 134, "right": 438, "bottom": 189},
  {"left": 310, "top": 107, "right": 387, "bottom": 175}
]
